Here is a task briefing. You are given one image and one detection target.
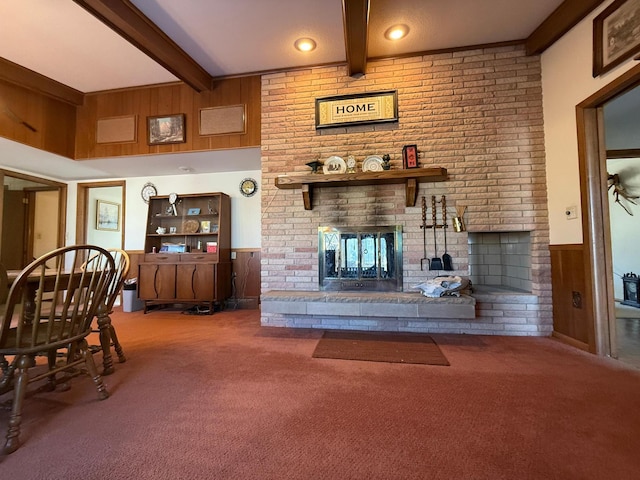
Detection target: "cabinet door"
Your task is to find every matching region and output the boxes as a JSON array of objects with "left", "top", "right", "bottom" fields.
[
  {"left": 139, "top": 263, "right": 176, "bottom": 300},
  {"left": 176, "top": 263, "right": 215, "bottom": 300}
]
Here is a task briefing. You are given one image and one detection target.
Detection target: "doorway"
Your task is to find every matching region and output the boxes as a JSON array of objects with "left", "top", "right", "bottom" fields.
[
  {"left": 577, "top": 63, "right": 640, "bottom": 365},
  {"left": 76, "top": 181, "right": 126, "bottom": 249},
  {"left": 603, "top": 88, "right": 640, "bottom": 367},
  {"left": 0, "top": 169, "right": 66, "bottom": 269}
]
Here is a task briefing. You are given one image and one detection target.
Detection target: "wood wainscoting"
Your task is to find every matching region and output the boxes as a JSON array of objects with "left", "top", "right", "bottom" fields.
[
  {"left": 549, "top": 244, "right": 593, "bottom": 351},
  {"left": 127, "top": 248, "right": 261, "bottom": 310},
  {"left": 230, "top": 249, "right": 261, "bottom": 309}
]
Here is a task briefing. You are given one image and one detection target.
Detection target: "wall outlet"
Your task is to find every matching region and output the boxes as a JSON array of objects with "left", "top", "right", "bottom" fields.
[
  {"left": 231, "top": 251, "right": 237, "bottom": 260},
  {"left": 565, "top": 205, "right": 577, "bottom": 220}
]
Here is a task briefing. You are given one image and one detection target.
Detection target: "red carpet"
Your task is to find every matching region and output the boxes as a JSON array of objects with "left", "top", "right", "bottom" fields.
[{"left": 1, "top": 308, "right": 640, "bottom": 479}]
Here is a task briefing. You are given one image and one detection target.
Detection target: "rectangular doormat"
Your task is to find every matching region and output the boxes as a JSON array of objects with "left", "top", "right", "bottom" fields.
[{"left": 312, "top": 330, "right": 449, "bottom": 366}]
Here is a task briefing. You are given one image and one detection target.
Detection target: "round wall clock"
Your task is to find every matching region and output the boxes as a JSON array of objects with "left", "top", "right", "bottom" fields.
[
  {"left": 141, "top": 182, "right": 157, "bottom": 204},
  {"left": 240, "top": 178, "right": 258, "bottom": 197}
]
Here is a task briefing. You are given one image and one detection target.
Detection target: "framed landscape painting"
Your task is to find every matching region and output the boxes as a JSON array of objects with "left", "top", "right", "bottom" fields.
[{"left": 96, "top": 200, "right": 120, "bottom": 231}]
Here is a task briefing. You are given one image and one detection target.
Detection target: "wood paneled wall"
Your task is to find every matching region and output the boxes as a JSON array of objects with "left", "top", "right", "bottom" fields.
[
  {"left": 0, "top": 79, "right": 76, "bottom": 158},
  {"left": 550, "top": 244, "right": 592, "bottom": 350},
  {"left": 75, "top": 76, "right": 261, "bottom": 159},
  {"left": 231, "top": 249, "right": 261, "bottom": 308}
]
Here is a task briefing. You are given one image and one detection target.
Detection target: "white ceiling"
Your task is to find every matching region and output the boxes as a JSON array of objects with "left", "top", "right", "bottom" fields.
[{"left": 0, "top": 0, "right": 569, "bottom": 181}]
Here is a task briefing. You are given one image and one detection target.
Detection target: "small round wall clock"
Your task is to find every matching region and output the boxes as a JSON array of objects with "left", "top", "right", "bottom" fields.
[
  {"left": 240, "top": 178, "right": 258, "bottom": 197},
  {"left": 141, "top": 182, "right": 157, "bottom": 204}
]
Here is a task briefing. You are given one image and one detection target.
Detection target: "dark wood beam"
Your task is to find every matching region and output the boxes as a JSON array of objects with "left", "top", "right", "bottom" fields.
[
  {"left": 342, "top": 0, "right": 369, "bottom": 77},
  {"left": 73, "top": 0, "right": 213, "bottom": 92},
  {"left": 526, "top": 0, "right": 606, "bottom": 55},
  {"left": 0, "top": 57, "right": 84, "bottom": 106}
]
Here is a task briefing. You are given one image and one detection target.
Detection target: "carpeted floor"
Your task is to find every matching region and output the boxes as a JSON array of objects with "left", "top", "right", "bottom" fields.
[
  {"left": 1, "top": 308, "right": 640, "bottom": 479},
  {"left": 312, "top": 330, "right": 449, "bottom": 365}
]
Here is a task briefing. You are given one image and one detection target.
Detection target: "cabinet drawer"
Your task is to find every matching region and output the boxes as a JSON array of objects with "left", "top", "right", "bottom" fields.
[
  {"left": 180, "top": 253, "right": 213, "bottom": 262},
  {"left": 144, "top": 254, "right": 178, "bottom": 263}
]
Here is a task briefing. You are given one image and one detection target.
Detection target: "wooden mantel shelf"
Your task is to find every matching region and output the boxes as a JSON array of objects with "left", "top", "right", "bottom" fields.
[{"left": 274, "top": 167, "right": 448, "bottom": 210}]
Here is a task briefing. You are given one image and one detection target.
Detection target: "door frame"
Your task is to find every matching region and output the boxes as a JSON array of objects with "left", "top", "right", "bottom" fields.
[
  {"left": 577, "top": 63, "right": 640, "bottom": 356},
  {"left": 76, "top": 181, "right": 126, "bottom": 247},
  {"left": 0, "top": 169, "right": 67, "bottom": 264}
]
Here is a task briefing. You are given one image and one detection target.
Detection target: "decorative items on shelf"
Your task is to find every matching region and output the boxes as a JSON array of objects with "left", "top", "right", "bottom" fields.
[
  {"left": 346, "top": 155, "right": 356, "bottom": 173},
  {"left": 306, "top": 151, "right": 400, "bottom": 174},
  {"left": 305, "top": 160, "right": 322, "bottom": 173},
  {"left": 402, "top": 144, "right": 419, "bottom": 169}
]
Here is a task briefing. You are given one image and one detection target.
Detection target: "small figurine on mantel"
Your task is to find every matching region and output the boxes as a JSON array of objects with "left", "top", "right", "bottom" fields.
[
  {"left": 346, "top": 155, "right": 356, "bottom": 173},
  {"left": 382, "top": 154, "right": 391, "bottom": 170},
  {"left": 305, "top": 160, "right": 322, "bottom": 174}
]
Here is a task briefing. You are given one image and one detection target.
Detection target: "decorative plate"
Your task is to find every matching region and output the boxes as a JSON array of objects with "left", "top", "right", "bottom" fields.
[
  {"left": 362, "top": 155, "right": 384, "bottom": 172},
  {"left": 182, "top": 219, "right": 200, "bottom": 233},
  {"left": 323, "top": 156, "right": 346, "bottom": 174}
]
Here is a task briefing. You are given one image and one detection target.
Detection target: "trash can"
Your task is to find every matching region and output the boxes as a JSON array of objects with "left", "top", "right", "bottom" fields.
[{"left": 122, "top": 279, "right": 144, "bottom": 312}]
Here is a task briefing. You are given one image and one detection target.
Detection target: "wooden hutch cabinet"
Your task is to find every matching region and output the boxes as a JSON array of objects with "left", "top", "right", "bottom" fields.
[{"left": 138, "top": 192, "right": 231, "bottom": 313}]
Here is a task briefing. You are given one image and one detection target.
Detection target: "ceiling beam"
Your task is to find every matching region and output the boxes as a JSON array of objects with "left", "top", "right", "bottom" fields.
[
  {"left": 0, "top": 57, "right": 84, "bottom": 106},
  {"left": 526, "top": 0, "right": 606, "bottom": 55},
  {"left": 73, "top": 0, "right": 213, "bottom": 92},
  {"left": 342, "top": 0, "right": 370, "bottom": 77}
]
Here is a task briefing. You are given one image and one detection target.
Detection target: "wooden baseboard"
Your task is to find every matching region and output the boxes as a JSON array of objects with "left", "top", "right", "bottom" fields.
[{"left": 552, "top": 331, "right": 590, "bottom": 352}]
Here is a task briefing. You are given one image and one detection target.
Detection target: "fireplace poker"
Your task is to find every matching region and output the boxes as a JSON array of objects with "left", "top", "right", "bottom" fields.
[
  {"left": 429, "top": 195, "right": 443, "bottom": 270},
  {"left": 441, "top": 195, "right": 453, "bottom": 271},
  {"left": 420, "top": 196, "right": 430, "bottom": 270}
]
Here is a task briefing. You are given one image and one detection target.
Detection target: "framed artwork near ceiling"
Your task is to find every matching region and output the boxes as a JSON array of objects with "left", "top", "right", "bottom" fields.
[
  {"left": 315, "top": 90, "right": 398, "bottom": 129},
  {"left": 593, "top": 0, "right": 640, "bottom": 76},
  {"left": 147, "top": 114, "right": 186, "bottom": 145}
]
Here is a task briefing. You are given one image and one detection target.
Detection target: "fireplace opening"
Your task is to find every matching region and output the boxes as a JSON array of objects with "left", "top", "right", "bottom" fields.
[
  {"left": 318, "top": 226, "right": 403, "bottom": 292},
  {"left": 468, "top": 231, "right": 531, "bottom": 292}
]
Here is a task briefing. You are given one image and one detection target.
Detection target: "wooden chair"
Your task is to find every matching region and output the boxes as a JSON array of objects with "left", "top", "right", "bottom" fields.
[
  {"left": 91, "top": 249, "right": 130, "bottom": 375},
  {"left": 0, "top": 245, "right": 115, "bottom": 454}
]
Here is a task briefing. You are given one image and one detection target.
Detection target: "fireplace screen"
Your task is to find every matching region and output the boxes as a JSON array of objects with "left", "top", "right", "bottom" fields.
[{"left": 318, "top": 226, "right": 402, "bottom": 292}]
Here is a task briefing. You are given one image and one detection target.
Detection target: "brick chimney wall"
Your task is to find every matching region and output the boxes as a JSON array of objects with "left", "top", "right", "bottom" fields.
[{"left": 261, "top": 44, "right": 551, "bottom": 331}]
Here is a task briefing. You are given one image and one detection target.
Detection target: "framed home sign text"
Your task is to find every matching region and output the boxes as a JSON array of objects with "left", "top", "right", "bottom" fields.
[{"left": 315, "top": 90, "right": 398, "bottom": 129}]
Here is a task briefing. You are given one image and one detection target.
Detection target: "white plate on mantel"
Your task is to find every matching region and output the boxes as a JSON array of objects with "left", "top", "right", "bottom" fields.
[
  {"left": 362, "top": 155, "right": 384, "bottom": 172},
  {"left": 323, "top": 156, "right": 346, "bottom": 174}
]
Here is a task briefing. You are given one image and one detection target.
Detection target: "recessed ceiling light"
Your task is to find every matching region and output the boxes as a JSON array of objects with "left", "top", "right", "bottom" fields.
[
  {"left": 178, "top": 166, "right": 194, "bottom": 173},
  {"left": 294, "top": 38, "right": 317, "bottom": 52},
  {"left": 384, "top": 24, "right": 409, "bottom": 41}
]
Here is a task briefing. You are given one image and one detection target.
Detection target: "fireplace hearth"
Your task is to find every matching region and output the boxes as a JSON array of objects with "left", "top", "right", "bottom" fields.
[{"left": 318, "top": 226, "right": 403, "bottom": 292}]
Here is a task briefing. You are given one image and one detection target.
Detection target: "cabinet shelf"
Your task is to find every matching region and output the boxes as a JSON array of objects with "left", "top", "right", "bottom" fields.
[{"left": 274, "top": 167, "right": 447, "bottom": 210}]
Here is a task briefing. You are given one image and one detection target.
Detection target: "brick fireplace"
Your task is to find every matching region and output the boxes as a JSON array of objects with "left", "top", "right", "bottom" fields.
[{"left": 260, "top": 44, "right": 551, "bottom": 336}]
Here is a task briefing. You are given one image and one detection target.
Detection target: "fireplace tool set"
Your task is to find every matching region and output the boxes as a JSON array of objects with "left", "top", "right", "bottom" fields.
[{"left": 420, "top": 195, "right": 454, "bottom": 271}]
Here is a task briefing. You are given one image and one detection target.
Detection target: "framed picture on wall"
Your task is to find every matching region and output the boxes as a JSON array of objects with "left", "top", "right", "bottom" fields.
[
  {"left": 593, "top": 0, "right": 640, "bottom": 76},
  {"left": 147, "top": 114, "right": 186, "bottom": 145},
  {"left": 96, "top": 200, "right": 120, "bottom": 231}
]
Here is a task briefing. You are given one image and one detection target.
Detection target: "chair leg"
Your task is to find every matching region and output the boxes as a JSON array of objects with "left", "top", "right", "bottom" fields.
[
  {"left": 78, "top": 339, "right": 109, "bottom": 401},
  {"left": 0, "top": 356, "right": 16, "bottom": 393},
  {"left": 3, "top": 355, "right": 33, "bottom": 454},
  {"left": 109, "top": 324, "right": 127, "bottom": 364},
  {"left": 0, "top": 355, "right": 8, "bottom": 375},
  {"left": 44, "top": 350, "right": 58, "bottom": 392},
  {"left": 97, "top": 313, "right": 115, "bottom": 376}
]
